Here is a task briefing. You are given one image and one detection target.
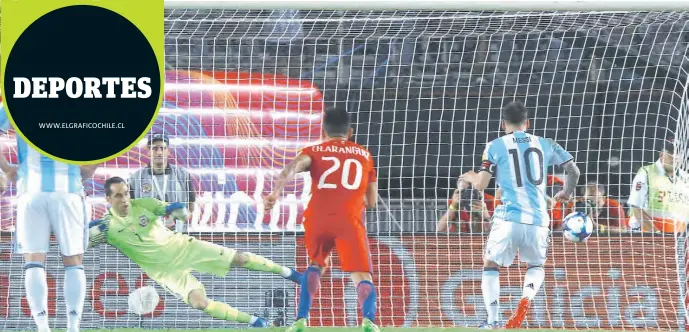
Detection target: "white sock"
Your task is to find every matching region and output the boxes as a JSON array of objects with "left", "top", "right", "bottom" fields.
[
  {"left": 25, "top": 262, "right": 50, "bottom": 331},
  {"left": 64, "top": 265, "right": 86, "bottom": 332},
  {"left": 522, "top": 266, "right": 545, "bottom": 300},
  {"left": 481, "top": 268, "right": 500, "bottom": 324},
  {"left": 279, "top": 266, "right": 292, "bottom": 278},
  {"left": 249, "top": 316, "right": 258, "bottom": 324}
]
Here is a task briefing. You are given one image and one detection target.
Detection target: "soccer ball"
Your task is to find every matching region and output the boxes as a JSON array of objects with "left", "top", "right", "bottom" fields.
[
  {"left": 562, "top": 211, "right": 594, "bottom": 243},
  {"left": 128, "top": 286, "right": 160, "bottom": 315}
]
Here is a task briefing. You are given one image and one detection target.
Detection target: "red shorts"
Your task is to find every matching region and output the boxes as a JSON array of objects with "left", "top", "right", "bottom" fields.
[{"left": 303, "top": 220, "right": 372, "bottom": 273}]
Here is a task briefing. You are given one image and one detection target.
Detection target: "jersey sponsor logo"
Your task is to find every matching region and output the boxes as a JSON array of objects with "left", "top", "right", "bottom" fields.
[
  {"left": 636, "top": 182, "right": 643, "bottom": 191},
  {"left": 142, "top": 183, "right": 152, "bottom": 193},
  {"left": 139, "top": 215, "right": 149, "bottom": 227}
]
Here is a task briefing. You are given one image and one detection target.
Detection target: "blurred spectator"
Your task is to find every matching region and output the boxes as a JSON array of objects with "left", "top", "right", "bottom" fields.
[
  {"left": 572, "top": 182, "right": 628, "bottom": 233},
  {"left": 128, "top": 134, "right": 196, "bottom": 230},
  {"left": 437, "top": 174, "right": 494, "bottom": 234},
  {"left": 628, "top": 138, "right": 689, "bottom": 233}
]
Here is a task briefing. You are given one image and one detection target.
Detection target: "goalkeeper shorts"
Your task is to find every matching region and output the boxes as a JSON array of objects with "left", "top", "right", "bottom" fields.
[{"left": 145, "top": 239, "right": 237, "bottom": 304}]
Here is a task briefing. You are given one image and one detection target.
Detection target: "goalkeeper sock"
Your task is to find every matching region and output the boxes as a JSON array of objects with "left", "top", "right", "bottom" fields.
[
  {"left": 297, "top": 266, "right": 321, "bottom": 320},
  {"left": 242, "top": 253, "right": 291, "bottom": 277},
  {"left": 522, "top": 265, "right": 545, "bottom": 300},
  {"left": 357, "top": 280, "right": 377, "bottom": 322},
  {"left": 203, "top": 300, "right": 254, "bottom": 324},
  {"left": 481, "top": 267, "right": 500, "bottom": 324},
  {"left": 25, "top": 262, "right": 50, "bottom": 331},
  {"left": 64, "top": 265, "right": 86, "bottom": 332}
]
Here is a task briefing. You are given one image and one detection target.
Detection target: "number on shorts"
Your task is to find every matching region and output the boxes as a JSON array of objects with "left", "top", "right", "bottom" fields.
[
  {"left": 508, "top": 147, "right": 544, "bottom": 187},
  {"left": 317, "top": 157, "right": 363, "bottom": 190}
]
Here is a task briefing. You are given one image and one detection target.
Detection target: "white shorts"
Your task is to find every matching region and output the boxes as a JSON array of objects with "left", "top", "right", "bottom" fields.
[
  {"left": 484, "top": 218, "right": 550, "bottom": 267},
  {"left": 15, "top": 192, "right": 88, "bottom": 256}
]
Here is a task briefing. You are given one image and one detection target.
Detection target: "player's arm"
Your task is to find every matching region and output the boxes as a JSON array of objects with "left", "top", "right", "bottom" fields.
[
  {"left": 135, "top": 197, "right": 190, "bottom": 221},
  {"left": 0, "top": 111, "right": 17, "bottom": 183},
  {"left": 556, "top": 160, "right": 581, "bottom": 200},
  {"left": 461, "top": 143, "right": 496, "bottom": 191},
  {"left": 80, "top": 164, "right": 100, "bottom": 180},
  {"left": 364, "top": 163, "right": 378, "bottom": 209},
  {"left": 264, "top": 153, "right": 312, "bottom": 210},
  {"left": 547, "top": 139, "right": 580, "bottom": 201},
  {"left": 627, "top": 169, "right": 653, "bottom": 232}
]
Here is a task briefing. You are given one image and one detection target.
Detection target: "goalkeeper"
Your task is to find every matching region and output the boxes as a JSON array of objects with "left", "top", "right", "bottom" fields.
[{"left": 88, "top": 176, "right": 303, "bottom": 327}]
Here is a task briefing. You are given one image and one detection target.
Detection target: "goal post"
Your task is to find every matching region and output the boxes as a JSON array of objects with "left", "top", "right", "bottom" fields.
[{"left": 0, "top": 1, "right": 688, "bottom": 331}]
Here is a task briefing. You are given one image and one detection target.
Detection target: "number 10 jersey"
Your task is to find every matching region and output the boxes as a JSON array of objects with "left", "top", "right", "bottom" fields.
[{"left": 482, "top": 131, "right": 573, "bottom": 227}]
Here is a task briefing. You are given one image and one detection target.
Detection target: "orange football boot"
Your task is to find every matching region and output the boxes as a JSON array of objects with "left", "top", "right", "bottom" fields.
[{"left": 505, "top": 297, "right": 531, "bottom": 329}]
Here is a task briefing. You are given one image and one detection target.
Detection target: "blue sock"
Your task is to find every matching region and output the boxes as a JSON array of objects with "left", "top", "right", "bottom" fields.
[
  {"left": 297, "top": 266, "right": 321, "bottom": 320},
  {"left": 357, "top": 280, "right": 377, "bottom": 322}
]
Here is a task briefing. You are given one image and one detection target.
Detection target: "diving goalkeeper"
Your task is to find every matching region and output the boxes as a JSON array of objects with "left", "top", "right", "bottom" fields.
[{"left": 88, "top": 176, "right": 303, "bottom": 327}]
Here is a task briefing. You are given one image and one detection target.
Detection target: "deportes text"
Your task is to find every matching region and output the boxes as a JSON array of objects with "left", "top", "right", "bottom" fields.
[{"left": 12, "top": 77, "right": 152, "bottom": 99}]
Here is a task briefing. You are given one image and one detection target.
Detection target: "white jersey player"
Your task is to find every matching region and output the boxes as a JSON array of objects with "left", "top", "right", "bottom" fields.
[
  {"left": 0, "top": 105, "right": 97, "bottom": 332},
  {"left": 461, "top": 101, "right": 580, "bottom": 329}
]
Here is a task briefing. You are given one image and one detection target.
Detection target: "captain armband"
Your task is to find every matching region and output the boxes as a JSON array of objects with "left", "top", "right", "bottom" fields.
[{"left": 480, "top": 160, "right": 495, "bottom": 174}]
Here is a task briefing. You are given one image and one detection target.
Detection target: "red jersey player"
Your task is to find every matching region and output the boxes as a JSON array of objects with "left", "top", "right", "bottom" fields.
[{"left": 263, "top": 108, "right": 379, "bottom": 332}]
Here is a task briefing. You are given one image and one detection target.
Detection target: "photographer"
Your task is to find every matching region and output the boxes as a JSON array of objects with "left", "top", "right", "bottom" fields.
[
  {"left": 573, "top": 182, "right": 628, "bottom": 233},
  {"left": 437, "top": 176, "right": 493, "bottom": 234}
]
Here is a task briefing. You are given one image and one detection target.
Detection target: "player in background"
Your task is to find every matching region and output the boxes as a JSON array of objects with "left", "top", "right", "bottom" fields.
[
  {"left": 263, "top": 108, "right": 379, "bottom": 332},
  {"left": 88, "top": 176, "right": 302, "bottom": 327},
  {"left": 461, "top": 101, "right": 580, "bottom": 329},
  {"left": 0, "top": 105, "right": 98, "bottom": 332}
]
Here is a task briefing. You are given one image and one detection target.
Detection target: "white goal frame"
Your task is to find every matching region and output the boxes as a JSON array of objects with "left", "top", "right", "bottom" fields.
[
  {"left": 160, "top": 0, "right": 689, "bottom": 330},
  {"left": 164, "top": 0, "right": 689, "bottom": 11}
]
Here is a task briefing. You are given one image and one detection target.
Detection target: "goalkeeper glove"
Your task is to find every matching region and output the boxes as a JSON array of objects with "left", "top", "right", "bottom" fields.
[
  {"left": 88, "top": 218, "right": 110, "bottom": 248},
  {"left": 165, "top": 202, "right": 189, "bottom": 221}
]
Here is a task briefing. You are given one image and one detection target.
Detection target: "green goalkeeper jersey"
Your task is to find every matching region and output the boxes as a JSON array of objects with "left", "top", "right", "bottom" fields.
[{"left": 103, "top": 198, "right": 191, "bottom": 270}]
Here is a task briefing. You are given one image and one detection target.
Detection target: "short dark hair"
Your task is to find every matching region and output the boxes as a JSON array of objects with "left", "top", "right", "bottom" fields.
[
  {"left": 104, "top": 176, "right": 127, "bottom": 196},
  {"left": 323, "top": 108, "right": 351, "bottom": 137},
  {"left": 502, "top": 101, "right": 528, "bottom": 125}
]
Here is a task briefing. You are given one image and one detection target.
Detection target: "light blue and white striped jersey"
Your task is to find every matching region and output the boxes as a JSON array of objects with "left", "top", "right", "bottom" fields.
[
  {"left": 483, "top": 131, "right": 573, "bottom": 227},
  {"left": 0, "top": 106, "right": 83, "bottom": 195}
]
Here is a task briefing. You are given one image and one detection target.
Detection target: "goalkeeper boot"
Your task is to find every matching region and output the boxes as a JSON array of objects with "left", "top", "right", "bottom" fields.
[
  {"left": 505, "top": 297, "right": 531, "bottom": 329},
  {"left": 250, "top": 317, "right": 270, "bottom": 328},
  {"left": 287, "top": 268, "right": 304, "bottom": 284},
  {"left": 362, "top": 318, "right": 380, "bottom": 332},
  {"left": 287, "top": 318, "right": 307, "bottom": 332}
]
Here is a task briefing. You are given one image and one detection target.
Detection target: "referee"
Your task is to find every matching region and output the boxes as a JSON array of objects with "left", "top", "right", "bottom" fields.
[{"left": 128, "top": 134, "right": 196, "bottom": 229}]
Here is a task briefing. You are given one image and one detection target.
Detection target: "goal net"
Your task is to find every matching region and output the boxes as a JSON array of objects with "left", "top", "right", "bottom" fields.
[{"left": 1, "top": 6, "right": 689, "bottom": 331}]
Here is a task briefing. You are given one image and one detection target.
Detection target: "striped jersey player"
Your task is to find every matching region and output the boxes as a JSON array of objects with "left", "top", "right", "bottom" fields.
[
  {"left": 461, "top": 101, "right": 580, "bottom": 329},
  {"left": 0, "top": 105, "right": 99, "bottom": 332}
]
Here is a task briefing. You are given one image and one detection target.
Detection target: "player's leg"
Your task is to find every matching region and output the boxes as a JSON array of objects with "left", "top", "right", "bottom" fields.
[
  {"left": 187, "top": 288, "right": 269, "bottom": 327},
  {"left": 232, "top": 251, "right": 302, "bottom": 284},
  {"left": 335, "top": 226, "right": 379, "bottom": 332},
  {"left": 51, "top": 193, "right": 89, "bottom": 332},
  {"left": 482, "top": 218, "right": 518, "bottom": 328},
  {"left": 16, "top": 194, "right": 53, "bottom": 332},
  {"left": 152, "top": 271, "right": 269, "bottom": 327},
  {"left": 186, "top": 238, "right": 303, "bottom": 284},
  {"left": 288, "top": 231, "right": 334, "bottom": 332},
  {"left": 505, "top": 224, "right": 550, "bottom": 329}
]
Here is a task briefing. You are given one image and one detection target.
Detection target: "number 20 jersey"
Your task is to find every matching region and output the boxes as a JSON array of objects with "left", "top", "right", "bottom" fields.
[
  {"left": 482, "top": 131, "right": 573, "bottom": 227},
  {"left": 300, "top": 139, "right": 377, "bottom": 226}
]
